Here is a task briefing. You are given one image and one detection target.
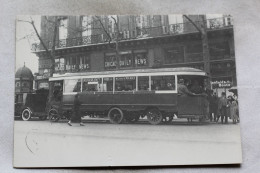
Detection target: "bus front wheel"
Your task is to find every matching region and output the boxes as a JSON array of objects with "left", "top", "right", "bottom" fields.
[
  {"left": 146, "top": 108, "right": 163, "bottom": 125},
  {"left": 108, "top": 108, "right": 124, "bottom": 124}
]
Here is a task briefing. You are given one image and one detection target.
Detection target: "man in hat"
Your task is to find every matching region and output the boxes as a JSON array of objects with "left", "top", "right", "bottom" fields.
[{"left": 177, "top": 78, "right": 195, "bottom": 96}]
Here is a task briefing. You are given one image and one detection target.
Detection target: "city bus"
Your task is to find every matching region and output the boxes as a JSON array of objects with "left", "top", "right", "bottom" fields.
[{"left": 49, "top": 67, "right": 209, "bottom": 125}]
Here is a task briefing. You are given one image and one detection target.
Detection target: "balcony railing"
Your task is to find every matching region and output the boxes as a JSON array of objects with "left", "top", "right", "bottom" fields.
[{"left": 32, "top": 17, "right": 233, "bottom": 52}]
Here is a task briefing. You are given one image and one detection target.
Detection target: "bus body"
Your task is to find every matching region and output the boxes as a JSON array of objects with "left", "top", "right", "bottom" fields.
[{"left": 49, "top": 67, "right": 209, "bottom": 124}]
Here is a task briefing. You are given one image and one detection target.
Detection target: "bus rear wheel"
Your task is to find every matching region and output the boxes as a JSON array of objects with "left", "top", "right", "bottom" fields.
[
  {"left": 146, "top": 108, "right": 163, "bottom": 125},
  {"left": 108, "top": 108, "right": 124, "bottom": 124}
]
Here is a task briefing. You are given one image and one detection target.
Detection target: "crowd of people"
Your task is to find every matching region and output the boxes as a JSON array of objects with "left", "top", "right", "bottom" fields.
[{"left": 177, "top": 78, "right": 239, "bottom": 124}]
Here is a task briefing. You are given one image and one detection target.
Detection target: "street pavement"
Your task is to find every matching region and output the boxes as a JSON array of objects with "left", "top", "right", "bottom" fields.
[{"left": 13, "top": 118, "right": 242, "bottom": 167}]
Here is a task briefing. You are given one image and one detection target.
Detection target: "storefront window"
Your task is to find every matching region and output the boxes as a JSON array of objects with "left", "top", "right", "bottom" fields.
[
  {"left": 151, "top": 75, "right": 175, "bottom": 91},
  {"left": 82, "top": 78, "right": 102, "bottom": 92},
  {"left": 165, "top": 46, "right": 184, "bottom": 64},
  {"left": 64, "top": 79, "right": 81, "bottom": 93},
  {"left": 115, "top": 76, "right": 136, "bottom": 91},
  {"left": 103, "top": 77, "right": 113, "bottom": 91},
  {"left": 138, "top": 76, "right": 149, "bottom": 91}
]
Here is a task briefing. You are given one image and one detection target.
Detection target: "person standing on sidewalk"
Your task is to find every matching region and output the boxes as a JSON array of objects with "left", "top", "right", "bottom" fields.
[
  {"left": 217, "top": 92, "right": 228, "bottom": 124},
  {"left": 68, "top": 94, "right": 84, "bottom": 126}
]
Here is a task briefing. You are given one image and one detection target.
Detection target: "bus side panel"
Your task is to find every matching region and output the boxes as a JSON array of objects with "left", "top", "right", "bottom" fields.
[
  {"left": 177, "top": 95, "right": 206, "bottom": 117},
  {"left": 76, "top": 93, "right": 177, "bottom": 113}
]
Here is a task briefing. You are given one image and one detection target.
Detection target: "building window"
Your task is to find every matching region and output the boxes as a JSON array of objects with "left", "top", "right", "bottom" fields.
[
  {"left": 165, "top": 46, "right": 184, "bottom": 64},
  {"left": 186, "top": 44, "right": 203, "bottom": 62},
  {"left": 119, "top": 53, "right": 133, "bottom": 68},
  {"left": 134, "top": 52, "right": 148, "bottom": 67},
  {"left": 81, "top": 16, "right": 92, "bottom": 44},
  {"left": 209, "top": 41, "right": 230, "bottom": 60},
  {"left": 64, "top": 55, "right": 90, "bottom": 72},
  {"left": 105, "top": 52, "right": 133, "bottom": 70},
  {"left": 78, "top": 55, "right": 90, "bottom": 71},
  {"left": 59, "top": 18, "right": 68, "bottom": 40},
  {"left": 55, "top": 58, "right": 65, "bottom": 72}
]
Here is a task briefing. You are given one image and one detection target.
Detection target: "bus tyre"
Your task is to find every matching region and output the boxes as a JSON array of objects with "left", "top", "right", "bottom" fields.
[
  {"left": 22, "top": 108, "right": 31, "bottom": 121},
  {"left": 108, "top": 108, "right": 124, "bottom": 124},
  {"left": 147, "top": 108, "right": 163, "bottom": 125},
  {"left": 48, "top": 109, "right": 60, "bottom": 122}
]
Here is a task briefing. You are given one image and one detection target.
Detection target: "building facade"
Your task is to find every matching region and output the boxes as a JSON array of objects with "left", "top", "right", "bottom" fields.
[{"left": 33, "top": 15, "right": 236, "bottom": 94}]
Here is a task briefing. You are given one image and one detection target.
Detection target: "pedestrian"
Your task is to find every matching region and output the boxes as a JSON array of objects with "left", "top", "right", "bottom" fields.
[
  {"left": 209, "top": 91, "right": 218, "bottom": 122},
  {"left": 68, "top": 94, "right": 84, "bottom": 126},
  {"left": 228, "top": 96, "right": 239, "bottom": 124},
  {"left": 216, "top": 92, "right": 228, "bottom": 124}
]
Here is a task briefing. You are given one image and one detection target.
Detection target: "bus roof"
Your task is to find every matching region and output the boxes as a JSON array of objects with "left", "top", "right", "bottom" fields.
[{"left": 50, "top": 67, "right": 207, "bottom": 81}]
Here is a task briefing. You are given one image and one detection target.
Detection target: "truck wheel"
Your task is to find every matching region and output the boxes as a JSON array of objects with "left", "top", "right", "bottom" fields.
[
  {"left": 22, "top": 108, "right": 31, "bottom": 121},
  {"left": 146, "top": 108, "right": 163, "bottom": 125},
  {"left": 108, "top": 107, "right": 124, "bottom": 124}
]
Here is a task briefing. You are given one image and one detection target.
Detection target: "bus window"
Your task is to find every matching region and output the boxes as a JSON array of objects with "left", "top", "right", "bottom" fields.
[
  {"left": 138, "top": 76, "right": 149, "bottom": 91},
  {"left": 103, "top": 77, "right": 113, "bottom": 92},
  {"left": 115, "top": 76, "right": 136, "bottom": 91},
  {"left": 64, "top": 79, "right": 81, "bottom": 93},
  {"left": 82, "top": 78, "right": 102, "bottom": 92},
  {"left": 151, "top": 75, "right": 176, "bottom": 91}
]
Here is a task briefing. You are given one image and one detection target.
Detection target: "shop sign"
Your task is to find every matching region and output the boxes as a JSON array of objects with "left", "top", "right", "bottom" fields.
[
  {"left": 39, "top": 82, "right": 49, "bottom": 89},
  {"left": 211, "top": 80, "right": 232, "bottom": 89}
]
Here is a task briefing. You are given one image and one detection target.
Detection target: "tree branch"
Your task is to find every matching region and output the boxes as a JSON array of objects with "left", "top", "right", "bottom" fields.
[
  {"left": 183, "top": 15, "right": 202, "bottom": 33},
  {"left": 95, "top": 16, "right": 112, "bottom": 45}
]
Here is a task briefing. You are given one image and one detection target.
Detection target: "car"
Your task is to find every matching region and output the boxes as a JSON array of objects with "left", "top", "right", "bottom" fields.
[{"left": 15, "top": 89, "right": 49, "bottom": 121}]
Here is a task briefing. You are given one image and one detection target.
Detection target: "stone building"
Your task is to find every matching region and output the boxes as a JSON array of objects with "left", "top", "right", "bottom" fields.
[{"left": 32, "top": 15, "right": 236, "bottom": 94}]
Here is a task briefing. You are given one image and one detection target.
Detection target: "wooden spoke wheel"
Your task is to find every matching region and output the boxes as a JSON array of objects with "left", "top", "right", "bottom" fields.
[
  {"left": 21, "top": 108, "right": 31, "bottom": 121},
  {"left": 48, "top": 108, "right": 60, "bottom": 122},
  {"left": 108, "top": 108, "right": 124, "bottom": 124},
  {"left": 146, "top": 109, "right": 163, "bottom": 125}
]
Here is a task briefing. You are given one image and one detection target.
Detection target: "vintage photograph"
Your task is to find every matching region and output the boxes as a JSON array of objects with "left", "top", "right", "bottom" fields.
[{"left": 14, "top": 14, "right": 242, "bottom": 167}]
